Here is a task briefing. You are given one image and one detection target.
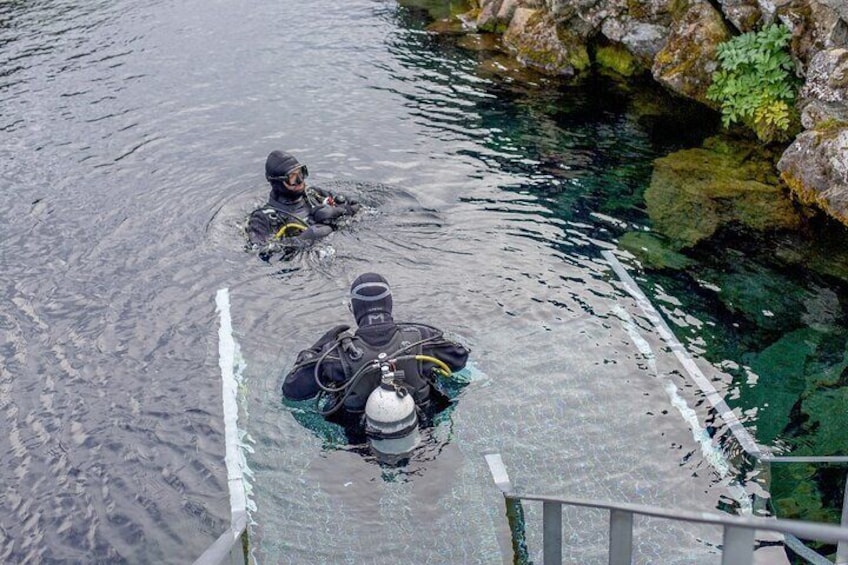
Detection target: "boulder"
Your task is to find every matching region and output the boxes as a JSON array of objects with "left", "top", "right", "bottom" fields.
[
  {"left": 652, "top": 1, "right": 731, "bottom": 106},
  {"left": 717, "top": 0, "right": 764, "bottom": 32},
  {"left": 799, "top": 47, "right": 848, "bottom": 104},
  {"left": 775, "top": 0, "right": 848, "bottom": 67},
  {"left": 646, "top": 136, "right": 802, "bottom": 248},
  {"left": 502, "top": 7, "right": 590, "bottom": 75},
  {"left": 778, "top": 125, "right": 848, "bottom": 225},
  {"left": 601, "top": 18, "right": 669, "bottom": 67}
]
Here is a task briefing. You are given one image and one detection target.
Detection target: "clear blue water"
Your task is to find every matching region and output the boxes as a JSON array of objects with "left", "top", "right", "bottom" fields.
[{"left": 2, "top": 0, "right": 844, "bottom": 563}]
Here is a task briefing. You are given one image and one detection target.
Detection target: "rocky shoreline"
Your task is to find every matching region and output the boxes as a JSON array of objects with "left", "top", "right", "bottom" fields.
[
  {"left": 403, "top": 1, "right": 848, "bottom": 529},
  {"left": 413, "top": 0, "right": 848, "bottom": 236}
]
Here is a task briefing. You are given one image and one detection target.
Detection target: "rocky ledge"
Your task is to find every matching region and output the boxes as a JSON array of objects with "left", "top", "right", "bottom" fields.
[{"left": 419, "top": 0, "right": 848, "bottom": 231}]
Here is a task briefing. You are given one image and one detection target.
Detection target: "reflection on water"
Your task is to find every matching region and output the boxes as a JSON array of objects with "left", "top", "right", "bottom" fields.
[{"left": 1, "top": 0, "right": 844, "bottom": 562}]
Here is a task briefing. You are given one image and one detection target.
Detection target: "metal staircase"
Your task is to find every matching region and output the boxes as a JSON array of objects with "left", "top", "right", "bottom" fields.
[{"left": 485, "top": 453, "right": 848, "bottom": 565}]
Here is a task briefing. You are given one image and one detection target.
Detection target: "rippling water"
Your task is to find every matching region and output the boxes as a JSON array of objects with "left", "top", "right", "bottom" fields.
[{"left": 2, "top": 0, "right": 841, "bottom": 563}]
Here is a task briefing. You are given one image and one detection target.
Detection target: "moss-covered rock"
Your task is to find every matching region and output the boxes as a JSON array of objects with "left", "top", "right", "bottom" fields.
[
  {"left": 596, "top": 43, "right": 641, "bottom": 77},
  {"left": 778, "top": 125, "right": 848, "bottom": 228},
  {"left": 645, "top": 136, "right": 802, "bottom": 248},
  {"left": 651, "top": 1, "right": 730, "bottom": 107},
  {"left": 503, "top": 8, "right": 590, "bottom": 76}
]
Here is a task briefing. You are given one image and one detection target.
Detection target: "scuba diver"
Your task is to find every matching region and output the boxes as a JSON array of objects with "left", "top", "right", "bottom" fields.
[
  {"left": 282, "top": 272, "right": 470, "bottom": 455},
  {"left": 247, "top": 150, "right": 360, "bottom": 256}
]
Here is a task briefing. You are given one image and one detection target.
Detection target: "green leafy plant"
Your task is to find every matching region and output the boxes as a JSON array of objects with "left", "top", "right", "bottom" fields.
[{"left": 706, "top": 23, "right": 800, "bottom": 143}]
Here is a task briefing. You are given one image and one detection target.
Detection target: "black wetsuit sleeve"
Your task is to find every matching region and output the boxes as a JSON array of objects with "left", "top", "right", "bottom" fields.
[
  {"left": 282, "top": 325, "right": 350, "bottom": 400},
  {"left": 247, "top": 209, "right": 273, "bottom": 246},
  {"left": 418, "top": 326, "right": 470, "bottom": 373}
]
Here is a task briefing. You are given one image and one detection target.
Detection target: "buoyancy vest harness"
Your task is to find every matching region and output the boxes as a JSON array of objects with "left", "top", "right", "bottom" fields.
[
  {"left": 259, "top": 188, "right": 327, "bottom": 240},
  {"left": 315, "top": 325, "right": 450, "bottom": 416},
  {"left": 341, "top": 326, "right": 427, "bottom": 412}
]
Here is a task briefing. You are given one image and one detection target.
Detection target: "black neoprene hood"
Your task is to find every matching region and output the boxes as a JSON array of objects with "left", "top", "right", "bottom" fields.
[
  {"left": 350, "top": 273, "right": 393, "bottom": 325},
  {"left": 265, "top": 150, "right": 302, "bottom": 180}
]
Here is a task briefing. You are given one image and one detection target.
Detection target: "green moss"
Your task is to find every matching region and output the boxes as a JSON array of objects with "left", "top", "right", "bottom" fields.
[
  {"left": 646, "top": 136, "right": 801, "bottom": 248},
  {"left": 815, "top": 118, "right": 848, "bottom": 139},
  {"left": 781, "top": 169, "right": 832, "bottom": 215},
  {"left": 476, "top": 13, "right": 505, "bottom": 34},
  {"left": 668, "top": 0, "right": 691, "bottom": 20},
  {"left": 595, "top": 44, "right": 639, "bottom": 77},
  {"left": 569, "top": 45, "right": 590, "bottom": 71},
  {"left": 626, "top": 0, "right": 650, "bottom": 21}
]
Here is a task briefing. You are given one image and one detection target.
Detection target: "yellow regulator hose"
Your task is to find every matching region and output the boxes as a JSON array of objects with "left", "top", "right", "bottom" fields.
[
  {"left": 415, "top": 355, "right": 451, "bottom": 377},
  {"left": 275, "top": 222, "right": 307, "bottom": 239}
]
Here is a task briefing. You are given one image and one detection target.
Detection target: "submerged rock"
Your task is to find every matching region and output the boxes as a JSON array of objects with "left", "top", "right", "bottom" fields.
[
  {"left": 764, "top": 326, "right": 848, "bottom": 524},
  {"left": 645, "top": 136, "right": 802, "bottom": 248}
]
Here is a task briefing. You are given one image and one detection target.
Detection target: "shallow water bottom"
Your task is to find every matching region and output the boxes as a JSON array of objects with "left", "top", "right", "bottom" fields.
[{"left": 238, "top": 275, "right": 751, "bottom": 564}]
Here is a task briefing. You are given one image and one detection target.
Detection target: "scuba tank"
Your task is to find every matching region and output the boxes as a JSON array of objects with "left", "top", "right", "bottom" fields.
[{"left": 364, "top": 362, "right": 420, "bottom": 456}]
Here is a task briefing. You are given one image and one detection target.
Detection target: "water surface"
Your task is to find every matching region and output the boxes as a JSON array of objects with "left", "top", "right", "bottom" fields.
[{"left": 1, "top": 0, "right": 839, "bottom": 563}]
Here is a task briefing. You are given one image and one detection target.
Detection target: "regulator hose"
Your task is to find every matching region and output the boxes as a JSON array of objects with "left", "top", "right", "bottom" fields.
[
  {"left": 414, "top": 355, "right": 451, "bottom": 377},
  {"left": 275, "top": 222, "right": 307, "bottom": 239}
]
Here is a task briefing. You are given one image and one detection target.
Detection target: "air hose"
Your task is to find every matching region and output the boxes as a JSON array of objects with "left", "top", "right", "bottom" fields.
[
  {"left": 275, "top": 222, "right": 307, "bottom": 239},
  {"left": 414, "top": 355, "right": 451, "bottom": 377}
]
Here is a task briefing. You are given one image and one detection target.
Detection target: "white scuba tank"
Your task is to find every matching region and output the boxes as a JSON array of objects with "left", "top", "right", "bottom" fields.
[{"left": 364, "top": 366, "right": 420, "bottom": 455}]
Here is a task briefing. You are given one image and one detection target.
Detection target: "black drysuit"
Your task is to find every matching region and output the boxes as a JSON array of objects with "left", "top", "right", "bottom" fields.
[
  {"left": 282, "top": 313, "right": 469, "bottom": 414},
  {"left": 247, "top": 181, "right": 359, "bottom": 249}
]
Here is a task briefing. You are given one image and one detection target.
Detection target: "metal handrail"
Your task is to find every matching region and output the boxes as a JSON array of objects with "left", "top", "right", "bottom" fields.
[
  {"left": 603, "top": 250, "right": 848, "bottom": 562},
  {"left": 486, "top": 453, "right": 848, "bottom": 565},
  {"left": 193, "top": 511, "right": 248, "bottom": 565}
]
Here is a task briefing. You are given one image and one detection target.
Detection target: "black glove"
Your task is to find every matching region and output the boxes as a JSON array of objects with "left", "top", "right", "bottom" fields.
[
  {"left": 344, "top": 199, "right": 360, "bottom": 215},
  {"left": 311, "top": 204, "right": 348, "bottom": 224},
  {"left": 333, "top": 194, "right": 360, "bottom": 215},
  {"left": 296, "top": 224, "right": 334, "bottom": 241}
]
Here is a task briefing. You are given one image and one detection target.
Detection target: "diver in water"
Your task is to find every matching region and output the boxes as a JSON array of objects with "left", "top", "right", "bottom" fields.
[
  {"left": 282, "top": 273, "right": 470, "bottom": 439},
  {"left": 247, "top": 150, "right": 360, "bottom": 256}
]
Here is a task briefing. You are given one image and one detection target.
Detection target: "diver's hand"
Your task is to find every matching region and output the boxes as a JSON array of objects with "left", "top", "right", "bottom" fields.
[
  {"left": 312, "top": 198, "right": 359, "bottom": 224},
  {"left": 333, "top": 194, "right": 360, "bottom": 215},
  {"left": 296, "top": 224, "right": 333, "bottom": 241},
  {"left": 311, "top": 204, "right": 347, "bottom": 224}
]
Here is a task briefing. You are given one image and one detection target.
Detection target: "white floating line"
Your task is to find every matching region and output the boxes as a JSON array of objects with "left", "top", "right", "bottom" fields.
[
  {"left": 602, "top": 250, "right": 764, "bottom": 459},
  {"left": 216, "top": 287, "right": 247, "bottom": 516},
  {"left": 612, "top": 304, "right": 732, "bottom": 480}
]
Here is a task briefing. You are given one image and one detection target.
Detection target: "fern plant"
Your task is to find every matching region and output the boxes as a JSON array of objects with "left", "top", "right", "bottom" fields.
[{"left": 706, "top": 23, "right": 799, "bottom": 143}]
